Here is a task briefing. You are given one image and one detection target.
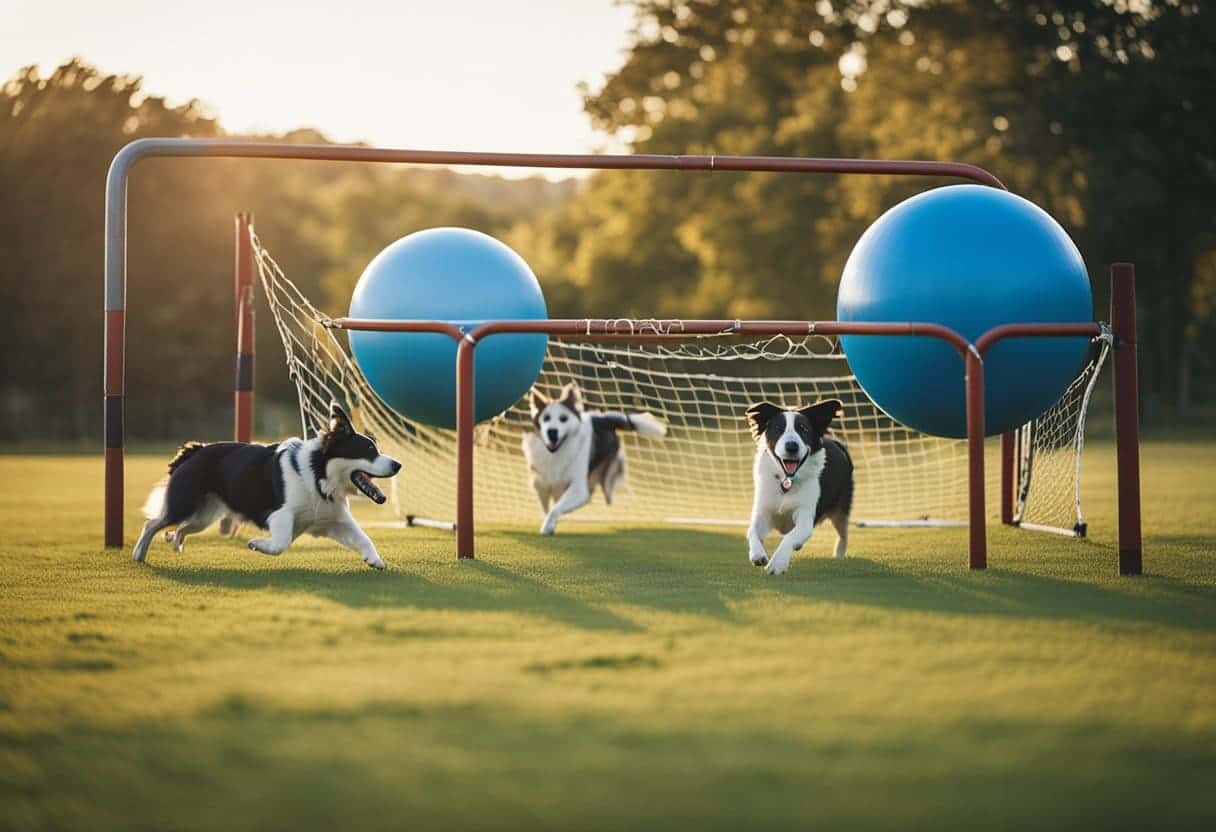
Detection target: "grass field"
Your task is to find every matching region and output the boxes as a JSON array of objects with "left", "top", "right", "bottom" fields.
[{"left": 2, "top": 441, "right": 1215, "bottom": 830}]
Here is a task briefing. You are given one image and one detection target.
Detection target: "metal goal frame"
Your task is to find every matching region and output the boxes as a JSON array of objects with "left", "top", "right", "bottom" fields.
[{"left": 101, "top": 139, "right": 1143, "bottom": 574}]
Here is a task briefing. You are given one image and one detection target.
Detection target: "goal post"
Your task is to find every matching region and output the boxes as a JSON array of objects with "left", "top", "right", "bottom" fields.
[
  {"left": 101, "top": 138, "right": 1143, "bottom": 574},
  {"left": 234, "top": 211, "right": 255, "bottom": 444},
  {"left": 1111, "top": 263, "right": 1143, "bottom": 575}
]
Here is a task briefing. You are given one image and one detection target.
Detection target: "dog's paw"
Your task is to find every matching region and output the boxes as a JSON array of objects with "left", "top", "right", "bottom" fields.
[
  {"left": 364, "top": 554, "right": 386, "bottom": 570},
  {"left": 162, "top": 530, "right": 175, "bottom": 543},
  {"left": 749, "top": 549, "right": 768, "bottom": 567},
  {"left": 765, "top": 553, "right": 791, "bottom": 576},
  {"left": 540, "top": 520, "right": 557, "bottom": 536},
  {"left": 248, "top": 539, "right": 281, "bottom": 556}
]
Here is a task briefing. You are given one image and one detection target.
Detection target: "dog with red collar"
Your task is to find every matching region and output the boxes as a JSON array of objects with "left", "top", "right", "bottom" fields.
[{"left": 744, "top": 400, "right": 853, "bottom": 576}]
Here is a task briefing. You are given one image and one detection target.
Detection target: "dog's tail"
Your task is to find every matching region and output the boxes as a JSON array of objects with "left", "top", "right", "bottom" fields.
[
  {"left": 144, "top": 441, "right": 205, "bottom": 520},
  {"left": 167, "top": 441, "right": 207, "bottom": 474},
  {"left": 593, "top": 412, "right": 667, "bottom": 438},
  {"left": 142, "top": 479, "right": 168, "bottom": 520}
]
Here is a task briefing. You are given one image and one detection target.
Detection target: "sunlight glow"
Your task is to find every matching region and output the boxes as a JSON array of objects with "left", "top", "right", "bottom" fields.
[{"left": 4, "top": 0, "right": 634, "bottom": 179}]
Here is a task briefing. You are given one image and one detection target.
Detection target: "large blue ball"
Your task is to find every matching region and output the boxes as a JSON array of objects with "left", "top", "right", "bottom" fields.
[
  {"left": 837, "top": 185, "right": 1092, "bottom": 438},
  {"left": 349, "top": 228, "right": 547, "bottom": 428}
]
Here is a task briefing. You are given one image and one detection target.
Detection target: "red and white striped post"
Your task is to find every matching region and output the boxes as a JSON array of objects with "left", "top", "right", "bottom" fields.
[
  {"left": 234, "top": 213, "right": 255, "bottom": 442},
  {"left": 104, "top": 309, "right": 124, "bottom": 548}
]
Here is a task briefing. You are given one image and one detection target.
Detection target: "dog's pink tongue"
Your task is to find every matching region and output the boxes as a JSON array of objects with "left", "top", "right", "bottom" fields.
[
  {"left": 783, "top": 459, "right": 799, "bottom": 475},
  {"left": 351, "top": 471, "right": 386, "bottom": 504}
]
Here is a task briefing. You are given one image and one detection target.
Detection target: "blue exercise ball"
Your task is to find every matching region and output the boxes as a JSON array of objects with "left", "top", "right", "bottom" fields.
[
  {"left": 837, "top": 185, "right": 1092, "bottom": 438},
  {"left": 348, "top": 227, "right": 547, "bottom": 428}
]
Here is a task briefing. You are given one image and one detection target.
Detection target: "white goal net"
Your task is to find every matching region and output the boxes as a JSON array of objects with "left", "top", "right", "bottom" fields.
[{"left": 254, "top": 231, "right": 1110, "bottom": 536}]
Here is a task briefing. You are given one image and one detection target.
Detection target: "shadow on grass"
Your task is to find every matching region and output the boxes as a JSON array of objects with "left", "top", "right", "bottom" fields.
[
  {"left": 161, "top": 526, "right": 1216, "bottom": 633},
  {"left": 773, "top": 559, "right": 1216, "bottom": 633},
  {"left": 162, "top": 560, "right": 639, "bottom": 632},
  {"left": 509, "top": 527, "right": 1216, "bottom": 633}
]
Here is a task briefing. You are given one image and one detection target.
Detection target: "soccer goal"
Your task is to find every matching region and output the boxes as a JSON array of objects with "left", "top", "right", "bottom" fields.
[{"left": 101, "top": 139, "right": 1144, "bottom": 573}]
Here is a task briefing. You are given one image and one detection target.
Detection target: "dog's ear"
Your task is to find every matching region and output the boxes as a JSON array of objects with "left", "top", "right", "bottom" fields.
[
  {"left": 745, "top": 401, "right": 783, "bottom": 441},
  {"left": 326, "top": 401, "right": 353, "bottom": 439},
  {"left": 529, "top": 389, "right": 547, "bottom": 425},
  {"left": 529, "top": 389, "right": 546, "bottom": 416},
  {"left": 800, "top": 399, "right": 842, "bottom": 435},
  {"left": 559, "top": 381, "right": 581, "bottom": 412}
]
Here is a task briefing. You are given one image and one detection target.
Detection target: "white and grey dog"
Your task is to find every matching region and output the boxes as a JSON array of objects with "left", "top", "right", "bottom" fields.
[
  {"left": 522, "top": 382, "right": 667, "bottom": 535},
  {"left": 132, "top": 403, "right": 401, "bottom": 569},
  {"left": 745, "top": 399, "right": 854, "bottom": 576}
]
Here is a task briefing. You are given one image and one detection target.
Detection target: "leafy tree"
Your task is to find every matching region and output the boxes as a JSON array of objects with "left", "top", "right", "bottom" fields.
[
  {"left": 0, "top": 60, "right": 221, "bottom": 437},
  {"left": 559, "top": 0, "right": 1215, "bottom": 414},
  {"left": 0, "top": 60, "right": 572, "bottom": 439}
]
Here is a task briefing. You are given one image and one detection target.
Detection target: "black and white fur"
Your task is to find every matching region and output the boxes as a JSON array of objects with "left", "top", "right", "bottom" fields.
[
  {"left": 132, "top": 403, "right": 401, "bottom": 569},
  {"left": 745, "top": 400, "right": 853, "bottom": 576},
  {"left": 522, "top": 382, "right": 666, "bottom": 535}
]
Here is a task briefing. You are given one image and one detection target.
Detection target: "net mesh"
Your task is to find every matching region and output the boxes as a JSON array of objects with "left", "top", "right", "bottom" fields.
[
  {"left": 253, "top": 231, "right": 1107, "bottom": 535},
  {"left": 1012, "top": 333, "right": 1112, "bottom": 535}
]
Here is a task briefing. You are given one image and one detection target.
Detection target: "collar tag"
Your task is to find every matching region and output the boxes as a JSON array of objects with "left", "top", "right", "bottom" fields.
[{"left": 772, "top": 451, "right": 798, "bottom": 492}]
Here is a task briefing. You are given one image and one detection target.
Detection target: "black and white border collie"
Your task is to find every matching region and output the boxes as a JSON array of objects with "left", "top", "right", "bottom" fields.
[
  {"left": 745, "top": 400, "right": 854, "bottom": 576},
  {"left": 523, "top": 382, "right": 666, "bottom": 535},
  {"left": 132, "top": 403, "right": 401, "bottom": 569}
]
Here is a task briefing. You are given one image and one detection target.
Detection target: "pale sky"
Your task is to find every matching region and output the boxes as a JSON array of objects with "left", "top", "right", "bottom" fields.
[{"left": 5, "top": 0, "right": 636, "bottom": 178}]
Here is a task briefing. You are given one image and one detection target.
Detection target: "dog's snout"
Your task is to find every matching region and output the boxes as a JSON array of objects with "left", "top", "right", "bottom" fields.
[
  {"left": 390, "top": 460, "right": 402, "bottom": 475},
  {"left": 784, "top": 440, "right": 800, "bottom": 456},
  {"left": 547, "top": 429, "right": 559, "bottom": 444}
]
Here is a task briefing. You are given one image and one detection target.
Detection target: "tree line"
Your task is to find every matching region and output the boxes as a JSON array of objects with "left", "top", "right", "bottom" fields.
[
  {"left": 0, "top": 60, "right": 572, "bottom": 439},
  {"left": 527, "top": 0, "right": 1214, "bottom": 419},
  {"left": 1, "top": 0, "right": 1212, "bottom": 440}
]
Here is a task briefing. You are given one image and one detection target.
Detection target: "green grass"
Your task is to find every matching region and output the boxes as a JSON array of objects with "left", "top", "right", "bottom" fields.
[{"left": 2, "top": 441, "right": 1215, "bottom": 830}]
